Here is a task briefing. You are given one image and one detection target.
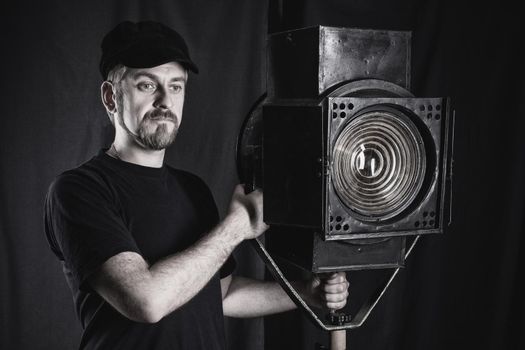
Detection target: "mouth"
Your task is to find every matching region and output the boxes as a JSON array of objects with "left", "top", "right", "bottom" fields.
[{"left": 146, "top": 110, "right": 177, "bottom": 124}]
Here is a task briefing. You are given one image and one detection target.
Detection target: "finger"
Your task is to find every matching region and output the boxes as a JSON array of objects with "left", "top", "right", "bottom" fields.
[
  {"left": 326, "top": 300, "right": 347, "bottom": 310},
  {"left": 324, "top": 271, "right": 345, "bottom": 279},
  {"left": 233, "top": 184, "right": 246, "bottom": 196},
  {"left": 322, "top": 290, "right": 349, "bottom": 303},
  {"left": 250, "top": 190, "right": 264, "bottom": 204},
  {"left": 324, "top": 274, "right": 347, "bottom": 285},
  {"left": 322, "top": 282, "right": 348, "bottom": 294}
]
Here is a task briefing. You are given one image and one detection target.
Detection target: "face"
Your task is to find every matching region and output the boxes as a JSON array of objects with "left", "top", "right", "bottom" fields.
[{"left": 115, "top": 62, "right": 187, "bottom": 150}]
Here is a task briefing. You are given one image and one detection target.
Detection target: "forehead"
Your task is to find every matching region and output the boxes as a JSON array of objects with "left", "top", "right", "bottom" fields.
[{"left": 127, "top": 62, "right": 188, "bottom": 81}]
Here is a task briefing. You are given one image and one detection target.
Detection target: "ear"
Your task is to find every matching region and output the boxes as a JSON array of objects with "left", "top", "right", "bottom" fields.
[{"left": 101, "top": 81, "right": 117, "bottom": 114}]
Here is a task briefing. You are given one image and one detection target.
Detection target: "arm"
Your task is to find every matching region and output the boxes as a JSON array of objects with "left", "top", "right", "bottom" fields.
[
  {"left": 88, "top": 185, "right": 267, "bottom": 323},
  {"left": 221, "top": 273, "right": 349, "bottom": 318}
]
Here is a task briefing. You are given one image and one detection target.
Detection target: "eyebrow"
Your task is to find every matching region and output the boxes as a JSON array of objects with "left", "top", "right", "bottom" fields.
[{"left": 131, "top": 71, "right": 187, "bottom": 82}]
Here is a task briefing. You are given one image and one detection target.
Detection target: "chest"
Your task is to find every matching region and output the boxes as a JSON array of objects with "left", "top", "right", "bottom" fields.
[{"left": 112, "top": 175, "right": 214, "bottom": 262}]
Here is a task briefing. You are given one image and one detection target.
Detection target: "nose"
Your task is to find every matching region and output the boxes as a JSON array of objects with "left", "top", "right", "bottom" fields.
[{"left": 153, "top": 88, "right": 173, "bottom": 109}]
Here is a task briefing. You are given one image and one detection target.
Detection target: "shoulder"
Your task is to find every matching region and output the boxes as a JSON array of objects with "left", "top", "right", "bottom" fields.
[{"left": 46, "top": 157, "right": 114, "bottom": 203}]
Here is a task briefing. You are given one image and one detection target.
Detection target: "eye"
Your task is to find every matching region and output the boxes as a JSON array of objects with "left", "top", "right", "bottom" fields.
[
  {"left": 170, "top": 84, "right": 184, "bottom": 93},
  {"left": 137, "top": 82, "right": 156, "bottom": 92}
]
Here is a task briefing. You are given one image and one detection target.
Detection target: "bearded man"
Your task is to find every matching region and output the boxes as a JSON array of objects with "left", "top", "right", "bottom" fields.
[{"left": 44, "top": 20, "right": 349, "bottom": 349}]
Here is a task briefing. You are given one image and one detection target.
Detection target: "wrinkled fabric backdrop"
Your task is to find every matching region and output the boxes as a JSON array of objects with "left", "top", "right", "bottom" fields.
[{"left": 1, "top": 0, "right": 524, "bottom": 349}]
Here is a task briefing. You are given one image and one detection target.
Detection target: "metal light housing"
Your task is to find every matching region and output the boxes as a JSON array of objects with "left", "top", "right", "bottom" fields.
[{"left": 237, "top": 26, "right": 453, "bottom": 272}]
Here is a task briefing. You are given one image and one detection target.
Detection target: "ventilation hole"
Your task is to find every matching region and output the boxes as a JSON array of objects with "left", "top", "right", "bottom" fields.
[
  {"left": 427, "top": 113, "right": 432, "bottom": 119},
  {"left": 339, "top": 103, "right": 345, "bottom": 110},
  {"left": 340, "top": 112, "right": 346, "bottom": 118},
  {"left": 428, "top": 105, "right": 433, "bottom": 111},
  {"left": 333, "top": 103, "right": 338, "bottom": 110},
  {"left": 429, "top": 220, "right": 435, "bottom": 226},
  {"left": 343, "top": 224, "right": 349, "bottom": 231},
  {"left": 414, "top": 221, "right": 420, "bottom": 227},
  {"left": 422, "top": 221, "right": 427, "bottom": 226},
  {"left": 336, "top": 216, "right": 342, "bottom": 222},
  {"left": 347, "top": 103, "right": 354, "bottom": 110},
  {"left": 335, "top": 224, "right": 341, "bottom": 230},
  {"left": 423, "top": 211, "right": 428, "bottom": 217},
  {"left": 435, "top": 114, "right": 441, "bottom": 120},
  {"left": 330, "top": 216, "right": 334, "bottom": 222},
  {"left": 333, "top": 112, "right": 337, "bottom": 119},
  {"left": 436, "top": 105, "right": 441, "bottom": 111},
  {"left": 330, "top": 225, "right": 333, "bottom": 231},
  {"left": 419, "top": 105, "right": 425, "bottom": 111},
  {"left": 430, "top": 211, "right": 435, "bottom": 217}
]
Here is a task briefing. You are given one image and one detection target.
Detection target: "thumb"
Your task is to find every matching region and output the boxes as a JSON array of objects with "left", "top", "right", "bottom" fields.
[
  {"left": 309, "top": 274, "right": 322, "bottom": 289},
  {"left": 233, "top": 184, "right": 246, "bottom": 196}
]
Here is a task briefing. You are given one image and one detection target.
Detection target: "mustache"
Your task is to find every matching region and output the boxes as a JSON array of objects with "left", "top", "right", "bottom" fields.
[{"left": 145, "top": 109, "right": 177, "bottom": 122}]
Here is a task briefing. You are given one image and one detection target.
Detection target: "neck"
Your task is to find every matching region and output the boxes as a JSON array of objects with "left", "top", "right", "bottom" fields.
[{"left": 109, "top": 138, "right": 166, "bottom": 168}]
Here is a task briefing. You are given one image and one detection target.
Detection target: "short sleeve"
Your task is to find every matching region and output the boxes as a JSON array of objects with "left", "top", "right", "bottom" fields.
[{"left": 44, "top": 172, "right": 140, "bottom": 291}]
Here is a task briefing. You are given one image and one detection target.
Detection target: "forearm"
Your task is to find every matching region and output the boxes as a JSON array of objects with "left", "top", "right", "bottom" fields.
[
  {"left": 145, "top": 215, "right": 244, "bottom": 318},
  {"left": 222, "top": 276, "right": 305, "bottom": 318},
  {"left": 92, "top": 214, "right": 244, "bottom": 323}
]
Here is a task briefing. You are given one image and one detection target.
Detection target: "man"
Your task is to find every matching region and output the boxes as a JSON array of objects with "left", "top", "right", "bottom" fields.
[{"left": 44, "top": 20, "right": 349, "bottom": 349}]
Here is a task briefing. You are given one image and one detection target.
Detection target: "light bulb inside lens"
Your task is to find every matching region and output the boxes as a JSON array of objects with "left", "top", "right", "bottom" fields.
[{"left": 355, "top": 145, "right": 382, "bottom": 178}]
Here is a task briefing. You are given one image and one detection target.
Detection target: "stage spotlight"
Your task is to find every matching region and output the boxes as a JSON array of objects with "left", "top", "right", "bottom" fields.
[{"left": 237, "top": 26, "right": 453, "bottom": 329}]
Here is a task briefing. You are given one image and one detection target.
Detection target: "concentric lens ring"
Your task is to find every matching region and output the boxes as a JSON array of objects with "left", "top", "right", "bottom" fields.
[{"left": 332, "top": 109, "right": 426, "bottom": 221}]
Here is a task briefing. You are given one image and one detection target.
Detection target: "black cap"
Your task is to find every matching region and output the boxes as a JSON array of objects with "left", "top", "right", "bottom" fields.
[{"left": 99, "top": 20, "right": 199, "bottom": 79}]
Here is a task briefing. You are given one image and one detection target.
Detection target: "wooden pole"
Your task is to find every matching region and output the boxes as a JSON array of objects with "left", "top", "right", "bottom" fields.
[{"left": 330, "top": 329, "right": 346, "bottom": 350}]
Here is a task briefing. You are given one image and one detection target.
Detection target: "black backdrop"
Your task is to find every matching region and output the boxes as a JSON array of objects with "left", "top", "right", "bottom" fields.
[{"left": 1, "top": 1, "right": 524, "bottom": 350}]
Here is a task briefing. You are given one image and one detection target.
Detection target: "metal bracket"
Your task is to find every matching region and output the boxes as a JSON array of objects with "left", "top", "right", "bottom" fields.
[{"left": 251, "top": 235, "right": 420, "bottom": 331}]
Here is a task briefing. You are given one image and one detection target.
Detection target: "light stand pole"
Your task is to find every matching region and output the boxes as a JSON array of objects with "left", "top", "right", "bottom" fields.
[{"left": 330, "top": 322, "right": 347, "bottom": 350}]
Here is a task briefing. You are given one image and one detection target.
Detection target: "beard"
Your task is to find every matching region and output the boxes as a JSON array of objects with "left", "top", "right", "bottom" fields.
[
  {"left": 117, "top": 108, "right": 180, "bottom": 150},
  {"left": 136, "top": 109, "right": 179, "bottom": 150}
]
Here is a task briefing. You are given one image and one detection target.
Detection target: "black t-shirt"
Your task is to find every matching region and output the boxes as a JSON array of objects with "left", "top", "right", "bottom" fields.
[{"left": 44, "top": 150, "right": 235, "bottom": 350}]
